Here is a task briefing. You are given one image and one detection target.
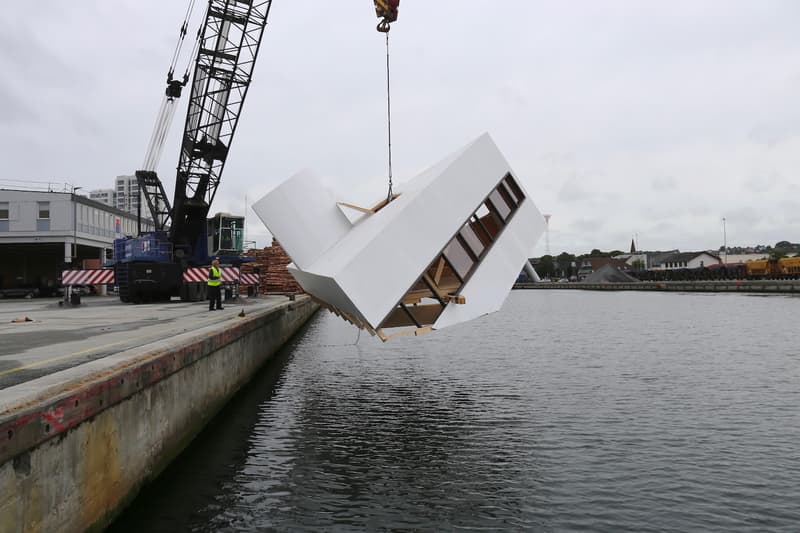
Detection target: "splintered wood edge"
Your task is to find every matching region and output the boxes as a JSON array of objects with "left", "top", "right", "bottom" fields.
[
  {"left": 309, "top": 296, "right": 377, "bottom": 337},
  {"left": 377, "top": 325, "right": 434, "bottom": 342}
]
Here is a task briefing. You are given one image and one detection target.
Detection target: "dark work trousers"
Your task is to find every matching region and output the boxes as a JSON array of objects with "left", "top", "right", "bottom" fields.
[{"left": 208, "top": 285, "right": 222, "bottom": 310}]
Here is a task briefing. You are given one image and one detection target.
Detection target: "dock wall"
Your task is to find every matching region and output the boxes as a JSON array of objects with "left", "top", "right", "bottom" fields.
[
  {"left": 0, "top": 297, "right": 317, "bottom": 533},
  {"left": 515, "top": 280, "right": 800, "bottom": 293}
]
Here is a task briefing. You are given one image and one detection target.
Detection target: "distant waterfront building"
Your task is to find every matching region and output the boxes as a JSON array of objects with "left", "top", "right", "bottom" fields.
[
  {"left": 577, "top": 257, "right": 632, "bottom": 280},
  {"left": 655, "top": 251, "right": 721, "bottom": 270},
  {"left": 723, "top": 253, "right": 769, "bottom": 264},
  {"left": 115, "top": 175, "right": 141, "bottom": 215},
  {"left": 639, "top": 250, "right": 679, "bottom": 270},
  {"left": 88, "top": 188, "right": 116, "bottom": 207},
  {"left": 614, "top": 250, "right": 674, "bottom": 270}
]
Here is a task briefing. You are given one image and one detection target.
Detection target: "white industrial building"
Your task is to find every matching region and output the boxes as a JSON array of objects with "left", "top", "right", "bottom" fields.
[{"left": 0, "top": 188, "right": 152, "bottom": 295}]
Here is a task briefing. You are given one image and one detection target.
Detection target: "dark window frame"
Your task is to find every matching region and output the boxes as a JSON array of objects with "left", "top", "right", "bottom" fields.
[
  {"left": 37, "top": 201, "right": 50, "bottom": 220},
  {"left": 379, "top": 173, "right": 526, "bottom": 333}
]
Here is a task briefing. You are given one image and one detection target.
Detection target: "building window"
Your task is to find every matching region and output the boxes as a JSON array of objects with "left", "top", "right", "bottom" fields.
[
  {"left": 38, "top": 202, "right": 50, "bottom": 219},
  {"left": 0, "top": 202, "right": 8, "bottom": 220},
  {"left": 379, "top": 173, "right": 525, "bottom": 332}
]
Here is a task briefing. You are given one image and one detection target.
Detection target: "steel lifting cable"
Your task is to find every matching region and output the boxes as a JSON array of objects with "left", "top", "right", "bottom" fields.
[
  {"left": 183, "top": 7, "right": 205, "bottom": 82},
  {"left": 385, "top": 31, "right": 394, "bottom": 203},
  {"left": 168, "top": 0, "right": 198, "bottom": 80}
]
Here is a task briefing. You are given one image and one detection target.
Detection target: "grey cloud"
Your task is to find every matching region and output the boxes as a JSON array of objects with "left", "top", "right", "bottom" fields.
[
  {"left": 570, "top": 218, "right": 604, "bottom": 232},
  {"left": 687, "top": 205, "right": 713, "bottom": 217},
  {"left": 723, "top": 207, "right": 759, "bottom": 228},
  {"left": 648, "top": 221, "right": 675, "bottom": 233},
  {"left": 58, "top": 107, "right": 106, "bottom": 140},
  {"left": 539, "top": 152, "right": 576, "bottom": 166},
  {"left": 0, "top": 84, "right": 41, "bottom": 125},
  {"left": 496, "top": 84, "right": 527, "bottom": 109},
  {"left": 782, "top": 206, "right": 800, "bottom": 224},
  {"left": 651, "top": 176, "right": 677, "bottom": 191},
  {"left": 742, "top": 173, "right": 779, "bottom": 193},
  {"left": 0, "top": 24, "right": 74, "bottom": 86},
  {"left": 557, "top": 176, "right": 590, "bottom": 203},
  {"left": 748, "top": 123, "right": 800, "bottom": 148}
]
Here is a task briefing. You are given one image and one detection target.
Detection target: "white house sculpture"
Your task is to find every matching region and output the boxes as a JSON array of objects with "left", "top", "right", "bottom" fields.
[{"left": 252, "top": 133, "right": 545, "bottom": 341}]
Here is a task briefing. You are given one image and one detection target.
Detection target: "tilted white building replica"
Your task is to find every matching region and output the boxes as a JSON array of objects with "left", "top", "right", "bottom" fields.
[{"left": 253, "top": 133, "right": 545, "bottom": 341}]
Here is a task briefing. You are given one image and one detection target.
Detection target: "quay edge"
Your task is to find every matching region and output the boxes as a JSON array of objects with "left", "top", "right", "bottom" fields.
[
  {"left": 514, "top": 280, "right": 800, "bottom": 293},
  {"left": 0, "top": 296, "right": 318, "bottom": 533}
]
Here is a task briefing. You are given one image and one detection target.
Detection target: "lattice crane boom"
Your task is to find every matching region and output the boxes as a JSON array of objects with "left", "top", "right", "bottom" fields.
[
  {"left": 137, "top": 0, "right": 272, "bottom": 260},
  {"left": 170, "top": 0, "right": 272, "bottom": 258}
]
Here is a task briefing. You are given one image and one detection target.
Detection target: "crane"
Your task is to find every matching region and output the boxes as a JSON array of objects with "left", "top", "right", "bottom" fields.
[{"left": 113, "top": 0, "right": 398, "bottom": 303}]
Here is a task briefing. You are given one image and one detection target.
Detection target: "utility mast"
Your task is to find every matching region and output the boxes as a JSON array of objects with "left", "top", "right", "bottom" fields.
[{"left": 543, "top": 214, "right": 551, "bottom": 256}]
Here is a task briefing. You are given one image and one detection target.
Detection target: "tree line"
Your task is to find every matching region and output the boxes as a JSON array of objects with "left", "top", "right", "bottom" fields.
[{"left": 533, "top": 249, "right": 625, "bottom": 279}]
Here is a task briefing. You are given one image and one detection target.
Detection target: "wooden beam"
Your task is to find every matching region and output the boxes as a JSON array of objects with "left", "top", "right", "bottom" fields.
[
  {"left": 433, "top": 257, "right": 445, "bottom": 285},
  {"left": 422, "top": 273, "right": 448, "bottom": 301},
  {"left": 336, "top": 193, "right": 402, "bottom": 215},
  {"left": 369, "top": 193, "right": 401, "bottom": 213},
  {"left": 336, "top": 201, "right": 374, "bottom": 214},
  {"left": 380, "top": 304, "right": 444, "bottom": 328}
]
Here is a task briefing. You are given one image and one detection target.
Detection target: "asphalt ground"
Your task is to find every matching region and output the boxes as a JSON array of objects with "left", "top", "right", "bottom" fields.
[{"left": 0, "top": 294, "right": 291, "bottom": 390}]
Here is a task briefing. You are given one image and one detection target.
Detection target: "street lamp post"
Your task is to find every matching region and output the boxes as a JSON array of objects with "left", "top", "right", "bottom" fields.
[
  {"left": 72, "top": 186, "right": 82, "bottom": 264},
  {"left": 722, "top": 217, "right": 727, "bottom": 264}
]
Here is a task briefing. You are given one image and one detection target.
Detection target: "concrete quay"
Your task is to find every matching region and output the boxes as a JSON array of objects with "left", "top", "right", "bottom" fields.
[
  {"left": 0, "top": 295, "right": 317, "bottom": 533},
  {"left": 515, "top": 279, "right": 800, "bottom": 293}
]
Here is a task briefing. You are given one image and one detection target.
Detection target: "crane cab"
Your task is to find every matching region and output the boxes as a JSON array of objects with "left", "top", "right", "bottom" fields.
[{"left": 207, "top": 213, "right": 245, "bottom": 257}]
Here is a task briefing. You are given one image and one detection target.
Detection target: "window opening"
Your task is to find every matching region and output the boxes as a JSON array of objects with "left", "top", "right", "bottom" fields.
[
  {"left": 377, "top": 174, "right": 526, "bottom": 339},
  {"left": 487, "top": 189, "right": 511, "bottom": 221},
  {"left": 38, "top": 202, "right": 50, "bottom": 219},
  {"left": 460, "top": 223, "right": 485, "bottom": 257},
  {"left": 503, "top": 175, "right": 524, "bottom": 204},
  {"left": 443, "top": 238, "right": 474, "bottom": 280},
  {"left": 498, "top": 181, "right": 517, "bottom": 209}
]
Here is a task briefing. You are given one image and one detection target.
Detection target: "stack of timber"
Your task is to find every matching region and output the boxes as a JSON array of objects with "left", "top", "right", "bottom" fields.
[{"left": 243, "top": 239, "right": 304, "bottom": 295}]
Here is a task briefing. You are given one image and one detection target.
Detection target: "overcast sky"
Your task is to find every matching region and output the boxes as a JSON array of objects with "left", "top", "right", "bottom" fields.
[{"left": 2, "top": 1, "right": 798, "bottom": 254}]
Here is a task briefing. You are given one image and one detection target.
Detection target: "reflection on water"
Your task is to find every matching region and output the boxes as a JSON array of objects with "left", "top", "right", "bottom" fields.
[{"left": 110, "top": 290, "right": 800, "bottom": 532}]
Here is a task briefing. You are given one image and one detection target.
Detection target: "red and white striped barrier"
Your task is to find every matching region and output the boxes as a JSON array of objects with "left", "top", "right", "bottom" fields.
[
  {"left": 61, "top": 269, "right": 115, "bottom": 285},
  {"left": 239, "top": 273, "right": 260, "bottom": 285},
  {"left": 183, "top": 267, "right": 209, "bottom": 283},
  {"left": 62, "top": 267, "right": 259, "bottom": 286},
  {"left": 183, "top": 267, "right": 259, "bottom": 285}
]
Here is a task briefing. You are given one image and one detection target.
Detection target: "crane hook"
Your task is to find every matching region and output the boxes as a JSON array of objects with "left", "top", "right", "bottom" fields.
[{"left": 374, "top": 0, "right": 398, "bottom": 33}]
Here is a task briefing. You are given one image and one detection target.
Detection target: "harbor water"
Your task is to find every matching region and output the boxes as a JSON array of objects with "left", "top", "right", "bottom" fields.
[{"left": 110, "top": 290, "right": 800, "bottom": 532}]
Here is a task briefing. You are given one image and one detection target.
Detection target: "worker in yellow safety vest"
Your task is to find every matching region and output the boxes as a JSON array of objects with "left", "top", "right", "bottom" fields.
[{"left": 208, "top": 258, "right": 223, "bottom": 311}]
